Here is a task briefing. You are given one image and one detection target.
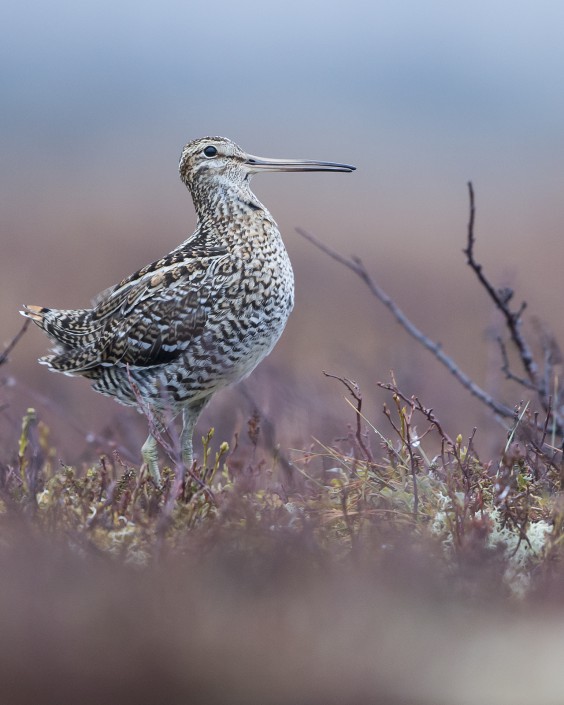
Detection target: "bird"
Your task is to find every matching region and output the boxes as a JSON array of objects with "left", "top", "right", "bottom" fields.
[{"left": 21, "top": 136, "right": 355, "bottom": 483}]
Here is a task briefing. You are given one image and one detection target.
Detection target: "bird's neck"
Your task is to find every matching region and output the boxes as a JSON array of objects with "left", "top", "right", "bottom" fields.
[{"left": 188, "top": 176, "right": 267, "bottom": 225}]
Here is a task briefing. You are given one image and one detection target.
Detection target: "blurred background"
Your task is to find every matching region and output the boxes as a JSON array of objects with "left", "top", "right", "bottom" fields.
[{"left": 2, "top": 0, "right": 564, "bottom": 461}]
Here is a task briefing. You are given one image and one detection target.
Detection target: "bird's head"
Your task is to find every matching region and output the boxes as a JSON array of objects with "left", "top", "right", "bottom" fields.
[{"left": 179, "top": 136, "right": 355, "bottom": 191}]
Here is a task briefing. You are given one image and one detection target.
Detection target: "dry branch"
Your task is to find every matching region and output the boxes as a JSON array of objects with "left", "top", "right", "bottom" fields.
[
  {"left": 296, "top": 227, "right": 515, "bottom": 420},
  {"left": 322, "top": 371, "right": 374, "bottom": 462},
  {"left": 297, "top": 182, "right": 564, "bottom": 444},
  {"left": 463, "top": 183, "right": 540, "bottom": 391},
  {"left": 0, "top": 319, "right": 30, "bottom": 367}
]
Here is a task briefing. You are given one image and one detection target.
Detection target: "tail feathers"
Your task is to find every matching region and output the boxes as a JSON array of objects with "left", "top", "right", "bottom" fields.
[
  {"left": 22, "top": 304, "right": 106, "bottom": 376},
  {"left": 38, "top": 347, "right": 102, "bottom": 375},
  {"left": 20, "top": 304, "right": 101, "bottom": 346},
  {"left": 20, "top": 304, "right": 48, "bottom": 325}
]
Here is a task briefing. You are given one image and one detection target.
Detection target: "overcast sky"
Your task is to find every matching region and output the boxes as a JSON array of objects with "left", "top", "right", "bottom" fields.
[{"left": 3, "top": 0, "right": 564, "bottom": 150}]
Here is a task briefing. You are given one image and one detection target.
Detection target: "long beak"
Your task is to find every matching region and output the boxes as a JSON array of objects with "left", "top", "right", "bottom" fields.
[{"left": 245, "top": 154, "right": 355, "bottom": 173}]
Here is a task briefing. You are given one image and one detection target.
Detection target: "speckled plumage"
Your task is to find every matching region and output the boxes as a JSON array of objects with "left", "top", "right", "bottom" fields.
[{"left": 22, "top": 136, "right": 354, "bottom": 482}]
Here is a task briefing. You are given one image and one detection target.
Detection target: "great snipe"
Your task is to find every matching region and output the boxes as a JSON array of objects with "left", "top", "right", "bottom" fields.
[{"left": 22, "top": 136, "right": 355, "bottom": 482}]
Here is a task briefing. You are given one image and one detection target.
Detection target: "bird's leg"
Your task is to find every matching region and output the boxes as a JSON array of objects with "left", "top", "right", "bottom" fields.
[
  {"left": 180, "top": 399, "right": 209, "bottom": 469},
  {"left": 141, "top": 433, "right": 161, "bottom": 485}
]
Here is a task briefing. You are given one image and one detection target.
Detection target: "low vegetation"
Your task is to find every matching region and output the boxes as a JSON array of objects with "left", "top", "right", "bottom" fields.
[{"left": 5, "top": 372, "right": 563, "bottom": 602}]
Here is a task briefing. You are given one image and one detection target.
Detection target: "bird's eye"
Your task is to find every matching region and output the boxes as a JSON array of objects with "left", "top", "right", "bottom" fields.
[{"left": 203, "top": 146, "right": 218, "bottom": 158}]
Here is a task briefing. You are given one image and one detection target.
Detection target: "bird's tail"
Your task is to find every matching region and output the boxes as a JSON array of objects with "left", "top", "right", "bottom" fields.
[
  {"left": 20, "top": 304, "right": 48, "bottom": 326},
  {"left": 21, "top": 304, "right": 99, "bottom": 342},
  {"left": 21, "top": 305, "right": 105, "bottom": 374}
]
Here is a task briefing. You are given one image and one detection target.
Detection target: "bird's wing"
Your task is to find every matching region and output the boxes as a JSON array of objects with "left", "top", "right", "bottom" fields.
[
  {"left": 95, "top": 263, "right": 218, "bottom": 367},
  {"left": 93, "top": 227, "right": 228, "bottom": 321},
  {"left": 39, "top": 230, "right": 233, "bottom": 372}
]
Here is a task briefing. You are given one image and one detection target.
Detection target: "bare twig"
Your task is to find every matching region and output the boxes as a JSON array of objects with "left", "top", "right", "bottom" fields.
[
  {"left": 296, "top": 226, "right": 515, "bottom": 420},
  {"left": 378, "top": 383, "right": 457, "bottom": 449},
  {"left": 463, "top": 182, "right": 540, "bottom": 391},
  {"left": 497, "top": 337, "right": 536, "bottom": 390},
  {"left": 0, "top": 320, "right": 30, "bottom": 367},
  {"left": 539, "top": 396, "right": 552, "bottom": 453},
  {"left": 323, "top": 371, "right": 373, "bottom": 462},
  {"left": 463, "top": 183, "right": 562, "bottom": 438}
]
